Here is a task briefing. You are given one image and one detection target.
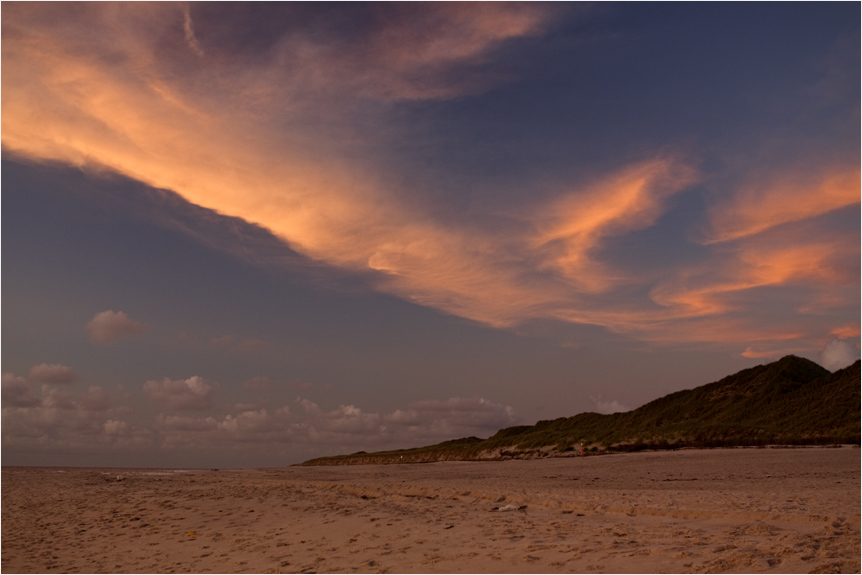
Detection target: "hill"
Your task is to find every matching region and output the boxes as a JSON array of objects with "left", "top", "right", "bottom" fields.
[{"left": 300, "top": 356, "right": 860, "bottom": 465}]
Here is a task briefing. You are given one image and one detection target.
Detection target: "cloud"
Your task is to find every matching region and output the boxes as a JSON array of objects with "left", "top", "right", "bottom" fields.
[
  {"left": 219, "top": 2, "right": 555, "bottom": 102},
  {"left": 103, "top": 419, "right": 129, "bottom": 436},
  {"left": 142, "top": 395, "right": 520, "bottom": 458},
  {"left": 210, "top": 335, "right": 237, "bottom": 347},
  {"left": 639, "top": 205, "right": 859, "bottom": 352},
  {"left": 819, "top": 338, "right": 861, "bottom": 371},
  {"left": 26, "top": 363, "right": 79, "bottom": 384},
  {"left": 650, "top": 228, "right": 857, "bottom": 322},
  {"left": 86, "top": 310, "right": 148, "bottom": 343},
  {"left": 182, "top": 4, "right": 204, "bottom": 57},
  {"left": 143, "top": 376, "right": 216, "bottom": 411},
  {"left": 2, "top": 373, "right": 42, "bottom": 407},
  {"left": 2, "top": 375, "right": 133, "bottom": 455},
  {"left": 0, "top": 3, "right": 561, "bottom": 327},
  {"left": 296, "top": 398, "right": 322, "bottom": 416},
  {"left": 831, "top": 325, "right": 861, "bottom": 338},
  {"left": 702, "top": 165, "right": 860, "bottom": 244},
  {"left": 384, "top": 397, "right": 519, "bottom": 435},
  {"left": 218, "top": 409, "right": 273, "bottom": 436},
  {"left": 531, "top": 158, "right": 698, "bottom": 293},
  {"left": 1, "top": 5, "right": 679, "bottom": 336},
  {"left": 589, "top": 396, "right": 631, "bottom": 415},
  {"left": 1, "top": 3, "right": 856, "bottom": 358},
  {"left": 287, "top": 396, "right": 520, "bottom": 448},
  {"left": 156, "top": 414, "right": 219, "bottom": 433},
  {"left": 80, "top": 386, "right": 115, "bottom": 412}
]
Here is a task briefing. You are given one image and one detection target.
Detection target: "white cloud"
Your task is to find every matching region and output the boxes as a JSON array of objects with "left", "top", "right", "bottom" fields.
[
  {"left": 142, "top": 395, "right": 520, "bottom": 460},
  {"left": 103, "top": 420, "right": 128, "bottom": 436},
  {"left": 4, "top": 377, "right": 521, "bottom": 464},
  {"left": 282, "top": 396, "right": 521, "bottom": 450},
  {"left": 41, "top": 386, "right": 76, "bottom": 410},
  {"left": 218, "top": 410, "right": 272, "bottom": 435},
  {"left": 26, "top": 363, "right": 78, "bottom": 384},
  {"left": 1, "top": 376, "right": 136, "bottom": 454},
  {"left": 297, "top": 397, "right": 322, "bottom": 415},
  {"left": 86, "top": 310, "right": 148, "bottom": 343},
  {"left": 143, "top": 376, "right": 215, "bottom": 410},
  {"left": 819, "top": 338, "right": 861, "bottom": 371},
  {"left": 589, "top": 395, "right": 631, "bottom": 415}
]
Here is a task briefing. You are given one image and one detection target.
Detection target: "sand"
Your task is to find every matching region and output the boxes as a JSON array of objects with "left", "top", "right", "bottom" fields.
[{"left": 2, "top": 447, "right": 859, "bottom": 574}]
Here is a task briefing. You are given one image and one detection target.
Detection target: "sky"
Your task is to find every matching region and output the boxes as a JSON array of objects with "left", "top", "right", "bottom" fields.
[{"left": 2, "top": 2, "right": 859, "bottom": 468}]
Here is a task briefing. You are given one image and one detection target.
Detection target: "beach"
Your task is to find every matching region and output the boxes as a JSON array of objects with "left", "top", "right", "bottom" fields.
[{"left": 2, "top": 447, "right": 859, "bottom": 574}]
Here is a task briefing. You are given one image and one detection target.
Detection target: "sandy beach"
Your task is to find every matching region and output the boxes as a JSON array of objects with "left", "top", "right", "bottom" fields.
[{"left": 2, "top": 447, "right": 859, "bottom": 574}]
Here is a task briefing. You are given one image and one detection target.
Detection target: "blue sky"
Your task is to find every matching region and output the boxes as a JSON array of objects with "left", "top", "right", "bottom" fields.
[{"left": 2, "top": 3, "right": 859, "bottom": 467}]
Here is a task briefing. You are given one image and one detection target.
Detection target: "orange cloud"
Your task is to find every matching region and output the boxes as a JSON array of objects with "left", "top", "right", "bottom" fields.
[
  {"left": 653, "top": 231, "right": 856, "bottom": 315},
  {"left": 832, "top": 326, "right": 861, "bottom": 338},
  {"left": 703, "top": 165, "right": 860, "bottom": 244},
  {"left": 2, "top": 3, "right": 857, "bottom": 356},
  {"left": 532, "top": 158, "right": 698, "bottom": 293},
  {"left": 2, "top": 3, "right": 698, "bottom": 332}
]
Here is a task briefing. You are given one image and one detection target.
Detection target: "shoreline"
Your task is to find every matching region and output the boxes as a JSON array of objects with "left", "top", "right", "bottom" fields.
[{"left": 3, "top": 443, "right": 857, "bottom": 473}]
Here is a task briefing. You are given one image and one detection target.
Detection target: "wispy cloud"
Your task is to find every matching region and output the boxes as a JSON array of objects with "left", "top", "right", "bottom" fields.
[
  {"left": 181, "top": 4, "right": 204, "bottom": 57},
  {"left": 701, "top": 165, "right": 860, "bottom": 244},
  {"left": 531, "top": 158, "right": 698, "bottom": 293},
  {"left": 2, "top": 3, "right": 857, "bottom": 359}
]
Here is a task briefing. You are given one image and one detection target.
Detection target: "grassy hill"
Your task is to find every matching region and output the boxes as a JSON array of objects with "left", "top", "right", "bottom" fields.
[{"left": 300, "top": 356, "right": 860, "bottom": 465}]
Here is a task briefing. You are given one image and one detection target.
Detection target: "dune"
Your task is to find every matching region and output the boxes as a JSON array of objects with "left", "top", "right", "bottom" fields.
[{"left": 2, "top": 446, "right": 859, "bottom": 573}]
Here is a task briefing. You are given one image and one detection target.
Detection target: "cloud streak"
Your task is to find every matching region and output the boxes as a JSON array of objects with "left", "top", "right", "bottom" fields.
[{"left": 702, "top": 166, "right": 860, "bottom": 244}]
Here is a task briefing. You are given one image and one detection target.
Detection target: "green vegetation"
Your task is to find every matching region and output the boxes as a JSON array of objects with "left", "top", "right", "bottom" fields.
[{"left": 300, "top": 356, "right": 860, "bottom": 466}]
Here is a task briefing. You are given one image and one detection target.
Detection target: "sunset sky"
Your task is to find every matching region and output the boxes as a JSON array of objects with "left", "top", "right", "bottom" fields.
[{"left": 3, "top": 2, "right": 859, "bottom": 468}]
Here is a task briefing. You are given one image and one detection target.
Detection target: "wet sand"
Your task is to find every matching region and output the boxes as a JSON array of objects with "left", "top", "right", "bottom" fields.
[{"left": 2, "top": 447, "right": 859, "bottom": 573}]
